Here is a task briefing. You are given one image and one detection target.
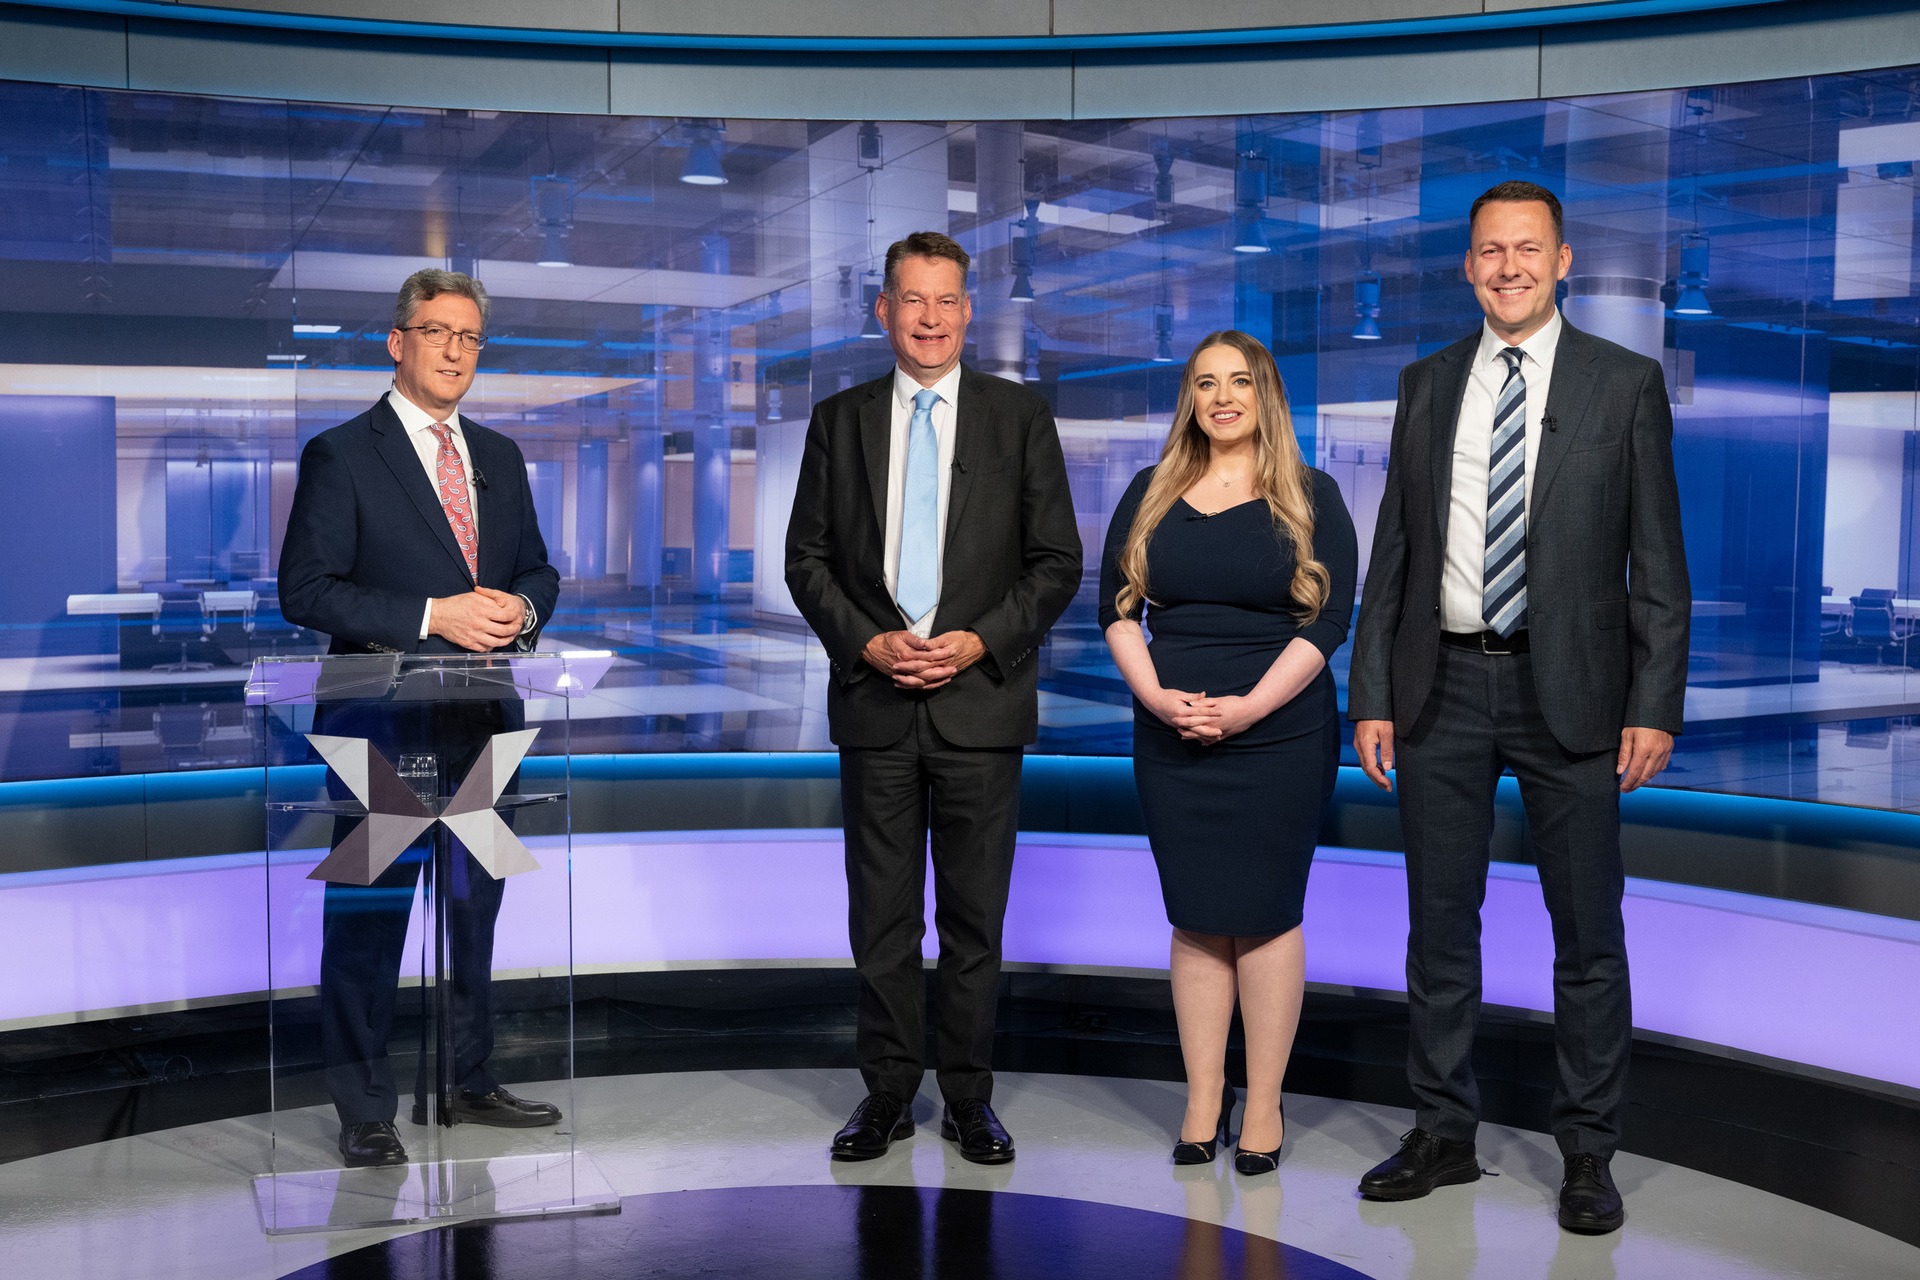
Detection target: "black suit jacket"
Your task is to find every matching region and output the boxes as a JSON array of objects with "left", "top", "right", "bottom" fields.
[
  {"left": 1348, "top": 320, "right": 1690, "bottom": 754},
  {"left": 278, "top": 396, "right": 559, "bottom": 656},
  {"left": 785, "top": 367, "right": 1082, "bottom": 750}
]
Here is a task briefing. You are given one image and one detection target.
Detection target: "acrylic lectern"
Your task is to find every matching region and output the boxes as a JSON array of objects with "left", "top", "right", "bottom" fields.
[{"left": 246, "top": 652, "right": 618, "bottom": 1234}]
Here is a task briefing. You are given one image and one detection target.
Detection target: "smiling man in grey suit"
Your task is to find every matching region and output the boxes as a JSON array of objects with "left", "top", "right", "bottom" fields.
[
  {"left": 1347, "top": 181, "right": 1690, "bottom": 1234},
  {"left": 785, "top": 231, "right": 1081, "bottom": 1165}
]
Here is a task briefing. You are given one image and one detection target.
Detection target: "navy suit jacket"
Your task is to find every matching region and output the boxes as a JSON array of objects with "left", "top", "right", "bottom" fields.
[{"left": 278, "top": 396, "right": 559, "bottom": 655}]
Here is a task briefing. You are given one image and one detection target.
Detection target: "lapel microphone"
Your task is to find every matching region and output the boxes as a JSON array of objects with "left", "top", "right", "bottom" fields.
[
  {"left": 951, "top": 459, "right": 968, "bottom": 474},
  {"left": 1543, "top": 415, "right": 1558, "bottom": 432},
  {"left": 472, "top": 465, "right": 489, "bottom": 489}
]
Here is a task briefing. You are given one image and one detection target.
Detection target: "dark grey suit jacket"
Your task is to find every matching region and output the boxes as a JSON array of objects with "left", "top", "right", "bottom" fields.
[
  {"left": 1348, "top": 320, "right": 1690, "bottom": 754},
  {"left": 784, "top": 367, "right": 1082, "bottom": 750}
]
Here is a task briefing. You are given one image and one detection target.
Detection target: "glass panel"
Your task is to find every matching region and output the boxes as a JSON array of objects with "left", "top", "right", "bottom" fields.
[{"left": 250, "top": 654, "right": 615, "bottom": 1233}]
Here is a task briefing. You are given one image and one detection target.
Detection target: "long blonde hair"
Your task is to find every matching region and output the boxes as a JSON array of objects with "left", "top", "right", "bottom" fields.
[{"left": 1115, "top": 330, "right": 1329, "bottom": 621}]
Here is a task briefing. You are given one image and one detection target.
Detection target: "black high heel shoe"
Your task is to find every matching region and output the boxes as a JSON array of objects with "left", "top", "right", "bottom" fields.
[
  {"left": 1233, "top": 1094, "right": 1286, "bottom": 1175},
  {"left": 1172, "top": 1081, "right": 1238, "bottom": 1165}
]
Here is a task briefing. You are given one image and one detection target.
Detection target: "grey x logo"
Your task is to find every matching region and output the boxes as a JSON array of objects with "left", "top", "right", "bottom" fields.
[{"left": 304, "top": 729, "right": 541, "bottom": 886}]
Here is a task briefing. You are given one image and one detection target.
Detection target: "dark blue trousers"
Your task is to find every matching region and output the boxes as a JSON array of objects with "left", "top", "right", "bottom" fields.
[{"left": 315, "top": 701, "right": 512, "bottom": 1126}]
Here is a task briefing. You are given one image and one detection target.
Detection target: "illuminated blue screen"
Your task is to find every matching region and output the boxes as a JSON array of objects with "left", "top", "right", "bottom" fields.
[{"left": 0, "top": 71, "right": 1916, "bottom": 810}]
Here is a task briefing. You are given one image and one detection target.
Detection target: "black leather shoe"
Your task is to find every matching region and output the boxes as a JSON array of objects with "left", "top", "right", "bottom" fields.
[
  {"left": 412, "top": 1087, "right": 562, "bottom": 1128},
  {"left": 1559, "top": 1153, "right": 1626, "bottom": 1234},
  {"left": 339, "top": 1121, "right": 407, "bottom": 1168},
  {"left": 1173, "top": 1081, "right": 1237, "bottom": 1166},
  {"left": 830, "top": 1092, "right": 913, "bottom": 1160},
  {"left": 1358, "top": 1128, "right": 1480, "bottom": 1200},
  {"left": 941, "top": 1098, "right": 1015, "bottom": 1164}
]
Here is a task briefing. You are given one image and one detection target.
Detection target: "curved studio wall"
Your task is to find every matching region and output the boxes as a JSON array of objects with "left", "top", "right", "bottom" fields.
[{"left": 0, "top": 0, "right": 1918, "bottom": 1191}]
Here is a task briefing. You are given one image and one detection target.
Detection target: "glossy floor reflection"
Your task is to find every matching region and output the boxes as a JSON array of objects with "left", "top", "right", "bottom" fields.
[
  {"left": 281, "top": 1184, "right": 1371, "bottom": 1280},
  {"left": 0, "top": 1070, "right": 1913, "bottom": 1280}
]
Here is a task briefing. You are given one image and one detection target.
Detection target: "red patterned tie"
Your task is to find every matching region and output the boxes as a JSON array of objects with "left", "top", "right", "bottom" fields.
[{"left": 428, "top": 422, "right": 478, "bottom": 581}]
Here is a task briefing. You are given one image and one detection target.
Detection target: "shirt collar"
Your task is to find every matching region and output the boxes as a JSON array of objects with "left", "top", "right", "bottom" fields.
[
  {"left": 893, "top": 364, "right": 963, "bottom": 412},
  {"left": 387, "top": 386, "right": 462, "bottom": 435},
  {"left": 1477, "top": 308, "right": 1563, "bottom": 369}
]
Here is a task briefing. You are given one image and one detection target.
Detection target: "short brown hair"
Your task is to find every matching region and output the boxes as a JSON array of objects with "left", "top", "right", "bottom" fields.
[
  {"left": 394, "top": 268, "right": 491, "bottom": 330},
  {"left": 1469, "top": 180, "right": 1564, "bottom": 245},
  {"left": 883, "top": 231, "right": 970, "bottom": 294}
]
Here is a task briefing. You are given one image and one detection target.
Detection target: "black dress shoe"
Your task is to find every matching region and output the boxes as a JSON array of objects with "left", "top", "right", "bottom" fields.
[
  {"left": 1358, "top": 1127, "right": 1480, "bottom": 1201},
  {"left": 941, "top": 1098, "right": 1015, "bottom": 1165},
  {"left": 412, "top": 1087, "right": 562, "bottom": 1128},
  {"left": 1173, "top": 1081, "right": 1237, "bottom": 1166},
  {"left": 339, "top": 1121, "right": 408, "bottom": 1168},
  {"left": 830, "top": 1092, "right": 913, "bottom": 1160},
  {"left": 1559, "top": 1153, "right": 1626, "bottom": 1234}
]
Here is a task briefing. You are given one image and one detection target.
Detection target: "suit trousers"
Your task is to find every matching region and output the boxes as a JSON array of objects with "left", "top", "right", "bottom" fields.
[
  {"left": 320, "top": 840, "right": 505, "bottom": 1124},
  {"left": 839, "top": 701, "right": 1023, "bottom": 1104},
  {"left": 1395, "top": 644, "right": 1631, "bottom": 1157},
  {"left": 316, "top": 702, "right": 510, "bottom": 1126}
]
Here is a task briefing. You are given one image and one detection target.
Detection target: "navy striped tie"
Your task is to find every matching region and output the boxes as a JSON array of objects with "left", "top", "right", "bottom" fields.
[{"left": 1483, "top": 347, "right": 1529, "bottom": 638}]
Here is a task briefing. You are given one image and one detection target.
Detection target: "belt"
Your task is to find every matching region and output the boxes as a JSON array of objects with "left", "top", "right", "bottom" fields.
[{"left": 1440, "top": 628, "right": 1530, "bottom": 655}]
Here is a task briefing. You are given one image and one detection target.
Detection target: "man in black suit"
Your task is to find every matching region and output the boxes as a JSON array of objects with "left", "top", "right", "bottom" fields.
[
  {"left": 785, "top": 231, "right": 1081, "bottom": 1163},
  {"left": 279, "top": 268, "right": 562, "bottom": 1168},
  {"left": 1347, "top": 182, "right": 1689, "bottom": 1233}
]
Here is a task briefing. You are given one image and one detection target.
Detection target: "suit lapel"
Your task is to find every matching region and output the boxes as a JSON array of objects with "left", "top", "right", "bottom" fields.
[
  {"left": 858, "top": 379, "right": 891, "bottom": 541},
  {"left": 942, "top": 368, "right": 984, "bottom": 546},
  {"left": 371, "top": 397, "right": 473, "bottom": 585},
  {"left": 1427, "top": 334, "right": 1475, "bottom": 546},
  {"left": 1532, "top": 322, "right": 1600, "bottom": 513}
]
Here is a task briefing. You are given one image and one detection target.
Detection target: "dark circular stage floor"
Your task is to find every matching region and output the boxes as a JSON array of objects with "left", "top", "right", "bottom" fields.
[{"left": 285, "top": 1184, "right": 1374, "bottom": 1279}]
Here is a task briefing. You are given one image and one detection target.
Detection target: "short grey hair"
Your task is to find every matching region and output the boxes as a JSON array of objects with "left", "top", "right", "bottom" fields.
[{"left": 393, "top": 268, "right": 491, "bottom": 330}]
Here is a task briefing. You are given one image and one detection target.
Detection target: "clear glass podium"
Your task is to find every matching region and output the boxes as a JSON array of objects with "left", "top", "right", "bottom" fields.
[{"left": 246, "top": 652, "right": 619, "bottom": 1234}]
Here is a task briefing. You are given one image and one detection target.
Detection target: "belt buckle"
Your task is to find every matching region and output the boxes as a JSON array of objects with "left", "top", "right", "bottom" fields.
[{"left": 1479, "top": 631, "right": 1513, "bottom": 656}]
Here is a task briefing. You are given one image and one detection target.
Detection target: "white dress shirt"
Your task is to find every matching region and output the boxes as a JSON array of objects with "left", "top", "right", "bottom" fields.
[
  {"left": 385, "top": 387, "right": 535, "bottom": 644},
  {"left": 881, "top": 364, "right": 961, "bottom": 638},
  {"left": 1440, "top": 309, "right": 1562, "bottom": 633}
]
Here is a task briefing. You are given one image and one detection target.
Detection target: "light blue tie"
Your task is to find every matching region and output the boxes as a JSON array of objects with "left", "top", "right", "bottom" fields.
[{"left": 895, "top": 388, "right": 942, "bottom": 623}]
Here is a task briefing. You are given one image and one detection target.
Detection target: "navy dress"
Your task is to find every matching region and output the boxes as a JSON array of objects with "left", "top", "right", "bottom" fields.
[{"left": 1098, "top": 467, "right": 1358, "bottom": 937}]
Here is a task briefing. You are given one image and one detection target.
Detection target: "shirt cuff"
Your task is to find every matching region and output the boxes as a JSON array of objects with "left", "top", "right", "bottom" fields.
[{"left": 419, "top": 599, "right": 433, "bottom": 641}]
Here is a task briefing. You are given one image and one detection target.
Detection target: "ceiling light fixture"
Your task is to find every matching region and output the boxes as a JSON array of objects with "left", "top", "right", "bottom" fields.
[{"left": 679, "top": 120, "right": 728, "bottom": 187}]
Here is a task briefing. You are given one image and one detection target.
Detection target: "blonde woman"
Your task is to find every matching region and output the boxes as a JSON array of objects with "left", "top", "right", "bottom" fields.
[{"left": 1098, "top": 331, "right": 1357, "bottom": 1173}]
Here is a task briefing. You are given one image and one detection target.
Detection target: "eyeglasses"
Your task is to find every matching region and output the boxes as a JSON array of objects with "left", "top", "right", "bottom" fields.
[{"left": 397, "top": 324, "right": 487, "bottom": 352}]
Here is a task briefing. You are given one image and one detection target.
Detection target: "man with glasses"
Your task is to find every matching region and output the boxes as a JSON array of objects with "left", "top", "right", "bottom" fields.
[
  {"left": 786, "top": 232, "right": 1081, "bottom": 1164},
  {"left": 280, "top": 268, "right": 560, "bottom": 1168}
]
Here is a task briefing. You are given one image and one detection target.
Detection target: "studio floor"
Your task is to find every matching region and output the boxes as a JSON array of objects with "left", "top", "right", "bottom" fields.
[{"left": 0, "top": 1069, "right": 1912, "bottom": 1279}]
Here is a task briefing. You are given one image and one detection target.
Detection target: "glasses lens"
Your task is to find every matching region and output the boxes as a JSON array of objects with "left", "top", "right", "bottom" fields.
[{"left": 412, "top": 326, "right": 485, "bottom": 350}]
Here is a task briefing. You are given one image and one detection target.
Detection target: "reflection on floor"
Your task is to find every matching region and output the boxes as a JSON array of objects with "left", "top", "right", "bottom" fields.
[
  {"left": 7, "top": 603, "right": 1920, "bottom": 809},
  {"left": 0, "top": 1070, "right": 1912, "bottom": 1280},
  {"left": 284, "top": 1185, "right": 1375, "bottom": 1280}
]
